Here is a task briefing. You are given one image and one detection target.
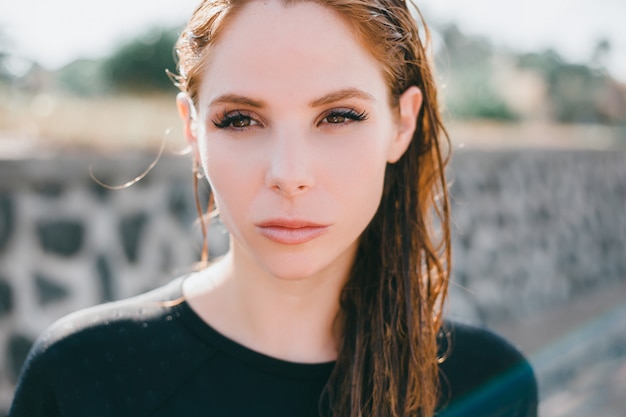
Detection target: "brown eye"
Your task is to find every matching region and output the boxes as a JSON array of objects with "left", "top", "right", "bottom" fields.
[
  {"left": 232, "top": 117, "right": 251, "bottom": 128},
  {"left": 325, "top": 114, "right": 346, "bottom": 124}
]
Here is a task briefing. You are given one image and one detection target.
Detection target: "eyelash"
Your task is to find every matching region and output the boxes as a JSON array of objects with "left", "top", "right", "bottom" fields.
[
  {"left": 212, "top": 111, "right": 258, "bottom": 129},
  {"left": 211, "top": 108, "right": 369, "bottom": 130},
  {"left": 319, "top": 108, "right": 368, "bottom": 125}
]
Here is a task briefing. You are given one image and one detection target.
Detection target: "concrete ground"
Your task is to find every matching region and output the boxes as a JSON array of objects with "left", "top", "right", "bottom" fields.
[{"left": 491, "top": 281, "right": 626, "bottom": 417}]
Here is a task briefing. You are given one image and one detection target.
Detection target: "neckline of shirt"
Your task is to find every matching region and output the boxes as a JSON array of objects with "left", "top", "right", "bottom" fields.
[{"left": 166, "top": 276, "right": 337, "bottom": 380}]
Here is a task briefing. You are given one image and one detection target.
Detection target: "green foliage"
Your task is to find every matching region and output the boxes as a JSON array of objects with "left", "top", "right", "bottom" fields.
[
  {"left": 18, "top": 21, "right": 623, "bottom": 126},
  {"left": 435, "top": 25, "right": 625, "bottom": 125},
  {"left": 103, "top": 27, "right": 180, "bottom": 93},
  {"left": 0, "top": 28, "right": 13, "bottom": 83},
  {"left": 445, "top": 73, "right": 518, "bottom": 121},
  {"left": 518, "top": 49, "right": 625, "bottom": 124},
  {"left": 56, "top": 59, "right": 109, "bottom": 96},
  {"left": 437, "top": 25, "right": 518, "bottom": 121},
  {"left": 439, "top": 24, "right": 493, "bottom": 70}
]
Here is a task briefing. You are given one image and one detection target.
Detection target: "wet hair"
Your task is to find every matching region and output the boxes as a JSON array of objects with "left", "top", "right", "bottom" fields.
[{"left": 173, "top": 1, "right": 451, "bottom": 416}]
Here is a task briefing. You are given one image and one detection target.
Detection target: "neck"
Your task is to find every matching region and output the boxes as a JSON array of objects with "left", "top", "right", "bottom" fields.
[{"left": 185, "top": 242, "right": 356, "bottom": 363}]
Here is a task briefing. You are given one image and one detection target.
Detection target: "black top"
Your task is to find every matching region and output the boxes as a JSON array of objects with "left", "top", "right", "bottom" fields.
[{"left": 10, "top": 278, "right": 537, "bottom": 417}]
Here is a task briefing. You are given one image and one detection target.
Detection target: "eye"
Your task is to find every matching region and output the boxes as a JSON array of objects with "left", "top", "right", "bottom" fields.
[
  {"left": 212, "top": 111, "right": 260, "bottom": 129},
  {"left": 319, "top": 108, "right": 368, "bottom": 126}
]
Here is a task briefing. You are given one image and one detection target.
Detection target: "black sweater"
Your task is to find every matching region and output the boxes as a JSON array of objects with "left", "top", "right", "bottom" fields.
[{"left": 10, "top": 278, "right": 537, "bottom": 417}]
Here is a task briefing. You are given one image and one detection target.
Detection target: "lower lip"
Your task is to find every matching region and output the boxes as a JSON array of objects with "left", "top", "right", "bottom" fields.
[{"left": 257, "top": 226, "right": 329, "bottom": 245}]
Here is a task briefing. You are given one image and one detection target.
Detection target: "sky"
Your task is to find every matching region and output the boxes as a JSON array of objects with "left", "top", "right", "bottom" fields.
[{"left": 1, "top": 0, "right": 625, "bottom": 81}]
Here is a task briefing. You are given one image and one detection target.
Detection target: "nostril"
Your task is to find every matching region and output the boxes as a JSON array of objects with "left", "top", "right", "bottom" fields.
[
  {"left": 268, "top": 181, "right": 311, "bottom": 197},
  {"left": 264, "top": 153, "right": 315, "bottom": 196}
]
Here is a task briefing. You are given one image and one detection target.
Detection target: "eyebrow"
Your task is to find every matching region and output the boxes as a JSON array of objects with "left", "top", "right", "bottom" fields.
[
  {"left": 309, "top": 88, "right": 376, "bottom": 108},
  {"left": 207, "top": 87, "right": 375, "bottom": 109},
  {"left": 208, "top": 94, "right": 267, "bottom": 108}
]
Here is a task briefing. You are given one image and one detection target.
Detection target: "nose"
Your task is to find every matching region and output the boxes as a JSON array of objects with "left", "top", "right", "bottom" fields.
[{"left": 264, "top": 131, "right": 315, "bottom": 197}]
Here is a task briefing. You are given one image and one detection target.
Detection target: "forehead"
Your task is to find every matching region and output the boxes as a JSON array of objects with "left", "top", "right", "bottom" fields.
[{"left": 197, "top": 0, "right": 389, "bottom": 108}]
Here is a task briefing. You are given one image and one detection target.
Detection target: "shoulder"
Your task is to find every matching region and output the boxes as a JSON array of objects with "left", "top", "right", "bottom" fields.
[
  {"left": 31, "top": 278, "right": 185, "bottom": 357},
  {"left": 10, "top": 277, "right": 214, "bottom": 417},
  {"left": 437, "top": 321, "right": 538, "bottom": 417}
]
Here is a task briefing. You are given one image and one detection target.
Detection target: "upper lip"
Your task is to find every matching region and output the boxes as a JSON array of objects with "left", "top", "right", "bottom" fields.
[{"left": 255, "top": 218, "right": 329, "bottom": 228}]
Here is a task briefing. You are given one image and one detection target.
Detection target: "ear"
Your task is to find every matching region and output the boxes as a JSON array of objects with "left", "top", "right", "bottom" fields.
[
  {"left": 387, "top": 86, "right": 422, "bottom": 163},
  {"left": 176, "top": 92, "right": 200, "bottom": 161}
]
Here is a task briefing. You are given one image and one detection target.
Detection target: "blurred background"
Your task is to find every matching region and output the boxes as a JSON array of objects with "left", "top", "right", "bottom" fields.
[
  {"left": 0, "top": 1, "right": 625, "bottom": 416},
  {"left": 1, "top": 0, "right": 625, "bottom": 152}
]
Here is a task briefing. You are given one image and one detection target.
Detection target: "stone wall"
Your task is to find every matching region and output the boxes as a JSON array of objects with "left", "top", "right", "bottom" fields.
[
  {"left": 0, "top": 149, "right": 624, "bottom": 416},
  {"left": 446, "top": 150, "right": 626, "bottom": 323}
]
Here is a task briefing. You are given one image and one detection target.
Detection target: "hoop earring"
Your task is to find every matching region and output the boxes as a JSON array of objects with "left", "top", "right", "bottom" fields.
[{"left": 192, "top": 159, "right": 214, "bottom": 266}]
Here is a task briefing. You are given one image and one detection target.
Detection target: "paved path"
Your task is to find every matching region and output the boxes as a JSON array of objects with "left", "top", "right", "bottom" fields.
[{"left": 491, "top": 282, "right": 626, "bottom": 417}]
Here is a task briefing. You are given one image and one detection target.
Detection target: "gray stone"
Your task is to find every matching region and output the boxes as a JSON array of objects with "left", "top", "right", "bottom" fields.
[
  {"left": 89, "top": 179, "right": 111, "bottom": 201},
  {"left": 7, "top": 333, "right": 34, "bottom": 383},
  {"left": 32, "top": 181, "right": 64, "bottom": 198},
  {"left": 168, "top": 182, "right": 193, "bottom": 226},
  {"left": 34, "top": 273, "right": 70, "bottom": 305},
  {"left": 96, "top": 254, "right": 114, "bottom": 302},
  {"left": 159, "top": 244, "right": 173, "bottom": 274},
  {"left": 0, "top": 277, "right": 13, "bottom": 317},
  {"left": 119, "top": 212, "right": 149, "bottom": 263},
  {"left": 0, "top": 193, "right": 14, "bottom": 253},
  {"left": 37, "top": 220, "right": 84, "bottom": 257}
]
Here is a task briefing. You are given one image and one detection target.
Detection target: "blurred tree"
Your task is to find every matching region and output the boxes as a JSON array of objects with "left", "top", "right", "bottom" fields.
[
  {"left": 517, "top": 49, "right": 624, "bottom": 124},
  {"left": 439, "top": 24, "right": 493, "bottom": 69},
  {"left": 0, "top": 29, "right": 36, "bottom": 89},
  {"left": 437, "top": 25, "right": 518, "bottom": 121},
  {"left": 103, "top": 27, "right": 179, "bottom": 93},
  {"left": 55, "top": 59, "right": 109, "bottom": 96},
  {"left": 0, "top": 28, "right": 12, "bottom": 83},
  {"left": 591, "top": 38, "right": 611, "bottom": 69}
]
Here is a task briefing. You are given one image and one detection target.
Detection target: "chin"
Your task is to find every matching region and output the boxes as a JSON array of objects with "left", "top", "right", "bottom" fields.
[
  {"left": 261, "top": 257, "right": 331, "bottom": 282},
  {"left": 256, "top": 244, "right": 356, "bottom": 284}
]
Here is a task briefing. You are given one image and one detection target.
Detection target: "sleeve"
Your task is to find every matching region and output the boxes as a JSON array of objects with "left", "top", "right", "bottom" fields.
[
  {"left": 437, "top": 322, "right": 538, "bottom": 417},
  {"left": 9, "top": 337, "right": 62, "bottom": 417}
]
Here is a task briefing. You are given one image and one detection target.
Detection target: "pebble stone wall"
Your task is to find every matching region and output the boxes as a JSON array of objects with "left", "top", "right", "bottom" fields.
[{"left": 0, "top": 149, "right": 625, "bottom": 416}]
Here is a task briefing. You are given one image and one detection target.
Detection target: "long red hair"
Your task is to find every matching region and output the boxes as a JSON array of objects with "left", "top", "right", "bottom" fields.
[{"left": 173, "top": 1, "right": 451, "bottom": 415}]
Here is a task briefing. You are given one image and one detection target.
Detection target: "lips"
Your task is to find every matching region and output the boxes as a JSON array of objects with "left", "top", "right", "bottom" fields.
[{"left": 255, "top": 219, "right": 330, "bottom": 245}]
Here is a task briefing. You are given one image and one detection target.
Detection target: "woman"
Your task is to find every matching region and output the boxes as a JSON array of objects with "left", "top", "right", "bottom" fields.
[{"left": 10, "top": 1, "right": 537, "bottom": 416}]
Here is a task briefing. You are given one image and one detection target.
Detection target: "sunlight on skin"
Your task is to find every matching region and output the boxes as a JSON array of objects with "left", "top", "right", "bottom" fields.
[{"left": 177, "top": 1, "right": 421, "bottom": 363}]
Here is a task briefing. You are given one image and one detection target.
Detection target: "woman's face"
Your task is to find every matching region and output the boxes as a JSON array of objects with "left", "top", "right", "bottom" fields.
[{"left": 179, "top": 0, "right": 421, "bottom": 281}]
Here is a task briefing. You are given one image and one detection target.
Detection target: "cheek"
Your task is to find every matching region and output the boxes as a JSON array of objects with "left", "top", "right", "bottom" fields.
[
  {"left": 350, "top": 159, "right": 387, "bottom": 216},
  {"left": 199, "top": 141, "right": 255, "bottom": 222},
  {"left": 334, "top": 125, "right": 392, "bottom": 182},
  {"left": 324, "top": 137, "right": 389, "bottom": 219}
]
